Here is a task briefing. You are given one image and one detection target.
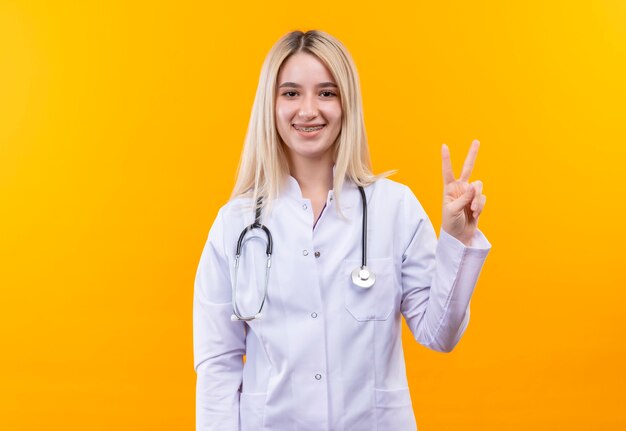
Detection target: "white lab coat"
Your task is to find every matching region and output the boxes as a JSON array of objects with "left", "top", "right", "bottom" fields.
[{"left": 193, "top": 172, "right": 491, "bottom": 431}]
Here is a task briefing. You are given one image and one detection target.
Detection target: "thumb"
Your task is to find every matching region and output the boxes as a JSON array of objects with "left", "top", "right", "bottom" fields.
[{"left": 449, "top": 184, "right": 475, "bottom": 213}]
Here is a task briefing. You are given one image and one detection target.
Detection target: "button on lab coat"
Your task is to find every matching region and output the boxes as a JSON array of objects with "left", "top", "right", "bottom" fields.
[{"left": 193, "top": 174, "right": 491, "bottom": 431}]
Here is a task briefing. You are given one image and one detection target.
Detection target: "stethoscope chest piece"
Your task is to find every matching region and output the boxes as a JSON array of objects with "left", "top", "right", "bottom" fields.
[{"left": 351, "top": 266, "right": 376, "bottom": 289}]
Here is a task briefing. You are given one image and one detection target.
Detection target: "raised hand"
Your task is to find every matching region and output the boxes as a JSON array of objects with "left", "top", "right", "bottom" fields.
[{"left": 441, "top": 139, "right": 486, "bottom": 246}]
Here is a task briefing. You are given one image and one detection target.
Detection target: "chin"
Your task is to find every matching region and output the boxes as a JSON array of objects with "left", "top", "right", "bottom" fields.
[{"left": 291, "top": 143, "right": 334, "bottom": 159}]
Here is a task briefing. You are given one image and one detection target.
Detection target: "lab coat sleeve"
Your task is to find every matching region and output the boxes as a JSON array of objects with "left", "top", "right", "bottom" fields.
[
  {"left": 193, "top": 208, "right": 246, "bottom": 430},
  {"left": 399, "top": 187, "right": 491, "bottom": 353}
]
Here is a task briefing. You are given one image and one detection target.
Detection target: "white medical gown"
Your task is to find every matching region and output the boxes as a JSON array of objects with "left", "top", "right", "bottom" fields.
[{"left": 193, "top": 174, "right": 491, "bottom": 430}]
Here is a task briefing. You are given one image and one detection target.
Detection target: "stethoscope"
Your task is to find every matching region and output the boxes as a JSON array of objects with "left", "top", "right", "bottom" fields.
[{"left": 231, "top": 186, "right": 374, "bottom": 322}]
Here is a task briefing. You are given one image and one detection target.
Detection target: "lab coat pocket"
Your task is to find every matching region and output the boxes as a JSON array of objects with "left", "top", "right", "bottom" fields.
[
  {"left": 374, "top": 387, "right": 416, "bottom": 430},
  {"left": 239, "top": 392, "right": 267, "bottom": 430},
  {"left": 342, "top": 257, "right": 397, "bottom": 321}
]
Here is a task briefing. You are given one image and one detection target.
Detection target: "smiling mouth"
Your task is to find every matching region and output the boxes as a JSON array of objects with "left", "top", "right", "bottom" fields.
[{"left": 293, "top": 124, "right": 325, "bottom": 132}]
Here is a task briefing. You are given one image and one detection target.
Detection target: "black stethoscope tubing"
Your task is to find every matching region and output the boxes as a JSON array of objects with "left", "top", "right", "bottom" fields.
[{"left": 231, "top": 186, "right": 373, "bottom": 322}]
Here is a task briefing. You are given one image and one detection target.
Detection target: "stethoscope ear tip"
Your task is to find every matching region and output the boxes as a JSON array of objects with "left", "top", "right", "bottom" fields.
[{"left": 230, "top": 314, "right": 238, "bottom": 321}]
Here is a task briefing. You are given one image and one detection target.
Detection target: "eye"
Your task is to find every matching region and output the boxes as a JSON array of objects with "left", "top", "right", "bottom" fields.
[
  {"left": 282, "top": 91, "right": 298, "bottom": 97},
  {"left": 320, "top": 91, "right": 337, "bottom": 98}
]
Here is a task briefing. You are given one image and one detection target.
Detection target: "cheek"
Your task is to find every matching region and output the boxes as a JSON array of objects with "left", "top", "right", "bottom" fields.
[
  {"left": 275, "top": 106, "right": 288, "bottom": 132},
  {"left": 275, "top": 102, "right": 294, "bottom": 121},
  {"left": 329, "top": 103, "right": 342, "bottom": 124},
  {"left": 274, "top": 106, "right": 291, "bottom": 143},
  {"left": 329, "top": 114, "right": 342, "bottom": 133},
  {"left": 275, "top": 105, "right": 283, "bottom": 123}
]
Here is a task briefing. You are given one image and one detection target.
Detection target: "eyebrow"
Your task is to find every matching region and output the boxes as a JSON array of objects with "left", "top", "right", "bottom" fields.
[{"left": 278, "top": 81, "right": 338, "bottom": 88}]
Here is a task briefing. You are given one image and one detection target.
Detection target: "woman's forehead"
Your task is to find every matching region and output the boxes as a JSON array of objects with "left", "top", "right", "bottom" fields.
[{"left": 277, "top": 52, "right": 336, "bottom": 85}]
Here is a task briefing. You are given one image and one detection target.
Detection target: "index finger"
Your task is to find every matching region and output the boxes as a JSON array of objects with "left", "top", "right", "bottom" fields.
[
  {"left": 459, "top": 139, "right": 480, "bottom": 182},
  {"left": 441, "top": 143, "right": 455, "bottom": 185}
]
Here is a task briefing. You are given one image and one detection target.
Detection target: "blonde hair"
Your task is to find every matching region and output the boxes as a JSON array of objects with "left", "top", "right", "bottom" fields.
[{"left": 229, "top": 29, "right": 395, "bottom": 218}]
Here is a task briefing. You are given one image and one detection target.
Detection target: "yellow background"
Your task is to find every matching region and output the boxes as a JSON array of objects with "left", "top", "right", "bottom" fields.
[{"left": 1, "top": 0, "right": 625, "bottom": 429}]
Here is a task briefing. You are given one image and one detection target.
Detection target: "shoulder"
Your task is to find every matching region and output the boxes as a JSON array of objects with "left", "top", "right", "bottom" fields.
[
  {"left": 204, "top": 196, "right": 255, "bottom": 242},
  {"left": 371, "top": 177, "right": 428, "bottom": 219},
  {"left": 371, "top": 177, "right": 411, "bottom": 196},
  {"left": 371, "top": 177, "right": 420, "bottom": 205},
  {"left": 215, "top": 195, "right": 256, "bottom": 223}
]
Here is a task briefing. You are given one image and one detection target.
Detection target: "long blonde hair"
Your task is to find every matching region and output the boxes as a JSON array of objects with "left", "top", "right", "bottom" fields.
[{"left": 229, "top": 30, "right": 395, "bottom": 218}]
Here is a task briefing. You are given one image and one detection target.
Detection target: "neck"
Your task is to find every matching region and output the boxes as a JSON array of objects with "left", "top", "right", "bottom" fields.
[{"left": 287, "top": 153, "right": 334, "bottom": 197}]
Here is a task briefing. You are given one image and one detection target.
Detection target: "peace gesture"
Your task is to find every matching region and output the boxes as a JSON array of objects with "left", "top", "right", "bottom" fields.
[{"left": 441, "top": 139, "right": 486, "bottom": 246}]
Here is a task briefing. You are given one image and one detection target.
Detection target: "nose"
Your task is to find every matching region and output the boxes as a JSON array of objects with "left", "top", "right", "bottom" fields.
[{"left": 297, "top": 93, "right": 318, "bottom": 119}]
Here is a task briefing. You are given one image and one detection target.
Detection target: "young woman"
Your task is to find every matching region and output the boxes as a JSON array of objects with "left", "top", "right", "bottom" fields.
[{"left": 193, "top": 30, "right": 491, "bottom": 431}]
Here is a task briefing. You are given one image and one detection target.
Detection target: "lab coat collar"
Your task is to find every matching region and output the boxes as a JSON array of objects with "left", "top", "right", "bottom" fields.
[{"left": 282, "top": 164, "right": 360, "bottom": 209}]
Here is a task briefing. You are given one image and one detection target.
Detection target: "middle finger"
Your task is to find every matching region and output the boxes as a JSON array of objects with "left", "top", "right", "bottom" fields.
[{"left": 460, "top": 139, "right": 480, "bottom": 182}]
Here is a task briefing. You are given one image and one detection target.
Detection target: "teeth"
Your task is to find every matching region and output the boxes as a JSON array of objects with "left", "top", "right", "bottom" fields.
[{"left": 294, "top": 125, "right": 324, "bottom": 132}]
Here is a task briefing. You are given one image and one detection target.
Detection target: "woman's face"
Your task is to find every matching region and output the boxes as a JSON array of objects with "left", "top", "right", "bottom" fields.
[{"left": 275, "top": 52, "right": 342, "bottom": 163}]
